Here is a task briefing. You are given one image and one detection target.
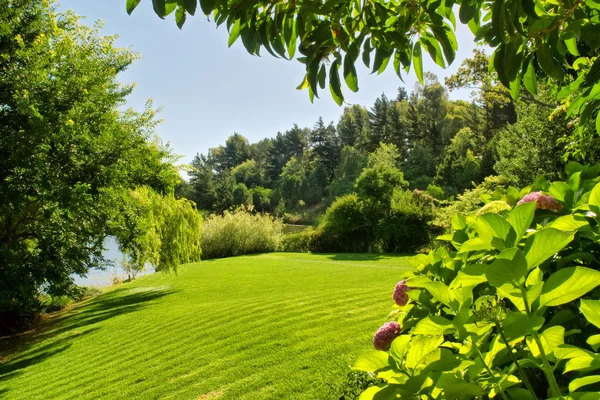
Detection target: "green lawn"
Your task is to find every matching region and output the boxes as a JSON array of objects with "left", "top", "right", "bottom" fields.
[{"left": 0, "top": 253, "right": 414, "bottom": 400}]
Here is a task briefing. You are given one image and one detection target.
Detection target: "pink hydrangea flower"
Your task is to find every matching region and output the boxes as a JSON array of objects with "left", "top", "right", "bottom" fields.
[
  {"left": 517, "top": 191, "right": 563, "bottom": 212},
  {"left": 393, "top": 279, "right": 413, "bottom": 307},
  {"left": 373, "top": 321, "right": 401, "bottom": 351}
]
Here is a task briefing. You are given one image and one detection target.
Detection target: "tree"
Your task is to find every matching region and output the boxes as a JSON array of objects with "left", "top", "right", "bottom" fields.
[
  {"left": 134, "top": 0, "right": 600, "bottom": 153},
  {"left": 0, "top": 2, "right": 200, "bottom": 323},
  {"left": 221, "top": 133, "right": 251, "bottom": 170},
  {"left": 337, "top": 105, "right": 370, "bottom": 148},
  {"left": 189, "top": 153, "right": 216, "bottom": 210},
  {"left": 231, "top": 159, "right": 263, "bottom": 188},
  {"left": 434, "top": 127, "right": 483, "bottom": 195},
  {"left": 278, "top": 157, "right": 308, "bottom": 207},
  {"left": 329, "top": 146, "right": 368, "bottom": 199},
  {"left": 494, "top": 101, "right": 569, "bottom": 187},
  {"left": 309, "top": 117, "right": 340, "bottom": 177}
]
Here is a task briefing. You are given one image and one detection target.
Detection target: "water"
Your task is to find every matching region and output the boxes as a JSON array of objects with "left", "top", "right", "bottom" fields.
[{"left": 73, "top": 237, "right": 155, "bottom": 288}]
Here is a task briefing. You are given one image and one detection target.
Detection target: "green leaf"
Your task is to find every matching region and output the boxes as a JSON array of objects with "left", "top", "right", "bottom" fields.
[
  {"left": 411, "top": 315, "right": 454, "bottom": 335},
  {"left": 228, "top": 20, "right": 241, "bottom": 47},
  {"left": 526, "top": 326, "right": 564, "bottom": 358},
  {"left": 329, "top": 60, "right": 344, "bottom": 106},
  {"left": 183, "top": 0, "right": 197, "bottom": 15},
  {"left": 358, "top": 384, "right": 398, "bottom": 399},
  {"left": 581, "top": 299, "right": 600, "bottom": 328},
  {"left": 507, "top": 202, "right": 535, "bottom": 245},
  {"left": 546, "top": 215, "right": 589, "bottom": 232},
  {"left": 458, "top": 238, "right": 491, "bottom": 254},
  {"left": 198, "top": 0, "right": 214, "bottom": 15},
  {"left": 175, "top": 6, "right": 186, "bottom": 29},
  {"left": 584, "top": 57, "right": 600, "bottom": 87},
  {"left": 589, "top": 182, "right": 600, "bottom": 207},
  {"left": 564, "top": 354, "right": 600, "bottom": 373},
  {"left": 565, "top": 37, "right": 580, "bottom": 56},
  {"left": 588, "top": 335, "right": 600, "bottom": 352},
  {"left": 405, "top": 335, "right": 443, "bottom": 370},
  {"left": 343, "top": 54, "right": 359, "bottom": 92},
  {"left": 524, "top": 228, "right": 574, "bottom": 270},
  {"left": 486, "top": 247, "right": 528, "bottom": 288},
  {"left": 523, "top": 58, "right": 537, "bottom": 95},
  {"left": 413, "top": 42, "right": 423, "bottom": 84},
  {"left": 389, "top": 335, "right": 412, "bottom": 364},
  {"left": 540, "top": 267, "right": 600, "bottom": 307},
  {"left": 408, "top": 277, "right": 451, "bottom": 306},
  {"left": 450, "top": 264, "right": 489, "bottom": 289},
  {"left": 152, "top": 0, "right": 167, "bottom": 18},
  {"left": 536, "top": 41, "right": 564, "bottom": 81},
  {"left": 477, "top": 213, "right": 513, "bottom": 241},
  {"left": 371, "top": 47, "right": 391, "bottom": 75},
  {"left": 351, "top": 351, "right": 392, "bottom": 373},
  {"left": 569, "top": 376, "right": 600, "bottom": 392},
  {"left": 502, "top": 312, "right": 544, "bottom": 340},
  {"left": 420, "top": 35, "right": 445, "bottom": 68},
  {"left": 318, "top": 64, "right": 326, "bottom": 89},
  {"left": 126, "top": 0, "right": 142, "bottom": 14}
]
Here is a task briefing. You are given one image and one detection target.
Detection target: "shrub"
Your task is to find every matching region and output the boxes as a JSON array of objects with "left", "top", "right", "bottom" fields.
[
  {"left": 42, "top": 295, "right": 73, "bottom": 313},
  {"left": 353, "top": 162, "right": 600, "bottom": 399},
  {"left": 281, "top": 227, "right": 322, "bottom": 253},
  {"left": 201, "top": 207, "right": 284, "bottom": 259},
  {"left": 432, "top": 175, "right": 509, "bottom": 231},
  {"left": 320, "top": 194, "right": 371, "bottom": 252}
]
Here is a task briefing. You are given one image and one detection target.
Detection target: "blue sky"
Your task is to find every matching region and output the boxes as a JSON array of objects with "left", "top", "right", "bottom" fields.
[{"left": 58, "top": 0, "right": 479, "bottom": 164}]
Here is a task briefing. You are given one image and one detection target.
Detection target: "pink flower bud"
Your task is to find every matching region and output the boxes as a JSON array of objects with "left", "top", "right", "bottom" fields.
[
  {"left": 393, "top": 279, "right": 413, "bottom": 307},
  {"left": 517, "top": 192, "right": 563, "bottom": 212},
  {"left": 373, "top": 321, "right": 401, "bottom": 351}
]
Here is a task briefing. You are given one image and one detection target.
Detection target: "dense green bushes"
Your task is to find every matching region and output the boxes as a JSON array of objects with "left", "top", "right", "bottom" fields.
[
  {"left": 354, "top": 162, "right": 600, "bottom": 399},
  {"left": 202, "top": 208, "right": 284, "bottom": 259}
]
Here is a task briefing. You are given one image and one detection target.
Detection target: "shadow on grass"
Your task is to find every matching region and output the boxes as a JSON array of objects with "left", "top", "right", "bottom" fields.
[{"left": 0, "top": 286, "right": 177, "bottom": 383}]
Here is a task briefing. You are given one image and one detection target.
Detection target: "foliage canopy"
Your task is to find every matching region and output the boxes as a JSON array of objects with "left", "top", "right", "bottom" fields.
[{"left": 133, "top": 0, "right": 600, "bottom": 140}]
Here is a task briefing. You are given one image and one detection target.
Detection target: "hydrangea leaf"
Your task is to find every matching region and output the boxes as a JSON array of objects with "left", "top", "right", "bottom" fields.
[{"left": 540, "top": 267, "right": 600, "bottom": 307}]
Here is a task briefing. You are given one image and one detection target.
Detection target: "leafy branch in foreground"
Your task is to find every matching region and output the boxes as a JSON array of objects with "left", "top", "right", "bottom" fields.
[{"left": 132, "top": 0, "right": 600, "bottom": 138}]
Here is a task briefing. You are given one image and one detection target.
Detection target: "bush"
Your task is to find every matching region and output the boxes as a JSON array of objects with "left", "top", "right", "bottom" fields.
[
  {"left": 378, "top": 190, "right": 435, "bottom": 253},
  {"left": 201, "top": 207, "right": 284, "bottom": 259},
  {"left": 42, "top": 295, "right": 73, "bottom": 313},
  {"left": 281, "top": 227, "right": 322, "bottom": 252},
  {"left": 320, "top": 194, "right": 371, "bottom": 252},
  {"left": 353, "top": 161, "right": 600, "bottom": 399},
  {"left": 432, "top": 175, "right": 508, "bottom": 231}
]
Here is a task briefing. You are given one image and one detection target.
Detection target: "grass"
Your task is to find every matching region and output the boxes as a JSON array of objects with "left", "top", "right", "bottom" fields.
[{"left": 0, "top": 252, "right": 414, "bottom": 400}]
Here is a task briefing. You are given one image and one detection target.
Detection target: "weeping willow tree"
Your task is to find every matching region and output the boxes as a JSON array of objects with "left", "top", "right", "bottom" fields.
[{"left": 111, "top": 187, "right": 203, "bottom": 274}]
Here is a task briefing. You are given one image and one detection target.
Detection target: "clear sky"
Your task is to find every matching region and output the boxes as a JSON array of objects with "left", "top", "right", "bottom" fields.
[{"left": 57, "top": 0, "right": 479, "bottom": 164}]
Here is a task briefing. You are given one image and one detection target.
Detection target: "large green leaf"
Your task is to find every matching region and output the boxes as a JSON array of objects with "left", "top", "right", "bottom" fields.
[
  {"left": 569, "top": 376, "right": 600, "bottom": 392},
  {"left": 524, "top": 228, "right": 574, "bottom": 270},
  {"left": 411, "top": 315, "right": 454, "bottom": 335},
  {"left": 540, "top": 267, "right": 600, "bottom": 307},
  {"left": 228, "top": 20, "right": 241, "bottom": 47},
  {"left": 486, "top": 247, "right": 527, "bottom": 288},
  {"left": 126, "top": 0, "right": 142, "bottom": 14},
  {"left": 358, "top": 384, "right": 398, "bottom": 399},
  {"left": 343, "top": 54, "right": 359, "bottom": 92},
  {"left": 352, "top": 351, "right": 392, "bottom": 373},
  {"left": 526, "top": 326, "right": 564, "bottom": 358},
  {"left": 589, "top": 182, "right": 600, "bottom": 207},
  {"left": 587, "top": 334, "right": 600, "bottom": 351},
  {"left": 506, "top": 201, "right": 536, "bottom": 245},
  {"left": 546, "top": 215, "right": 589, "bottom": 232},
  {"left": 413, "top": 42, "right": 423, "bottom": 84},
  {"left": 183, "top": 0, "right": 197, "bottom": 15},
  {"left": 476, "top": 213, "right": 513, "bottom": 241},
  {"left": 405, "top": 335, "right": 443, "bottom": 370},
  {"left": 329, "top": 60, "right": 343, "bottom": 106},
  {"left": 581, "top": 299, "right": 600, "bottom": 328},
  {"left": 389, "top": 335, "right": 412, "bottom": 364}
]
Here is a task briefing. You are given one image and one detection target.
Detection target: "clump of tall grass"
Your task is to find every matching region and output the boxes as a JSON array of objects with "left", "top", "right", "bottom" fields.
[{"left": 201, "top": 207, "right": 284, "bottom": 259}]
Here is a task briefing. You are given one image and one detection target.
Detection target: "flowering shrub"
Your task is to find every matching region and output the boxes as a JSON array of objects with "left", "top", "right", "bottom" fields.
[{"left": 353, "top": 162, "right": 600, "bottom": 399}]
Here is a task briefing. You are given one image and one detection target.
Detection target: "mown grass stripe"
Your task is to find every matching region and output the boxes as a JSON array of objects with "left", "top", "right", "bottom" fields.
[{"left": 0, "top": 253, "right": 412, "bottom": 400}]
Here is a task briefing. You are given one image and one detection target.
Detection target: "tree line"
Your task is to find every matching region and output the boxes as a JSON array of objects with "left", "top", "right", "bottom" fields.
[{"left": 184, "top": 54, "right": 577, "bottom": 216}]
